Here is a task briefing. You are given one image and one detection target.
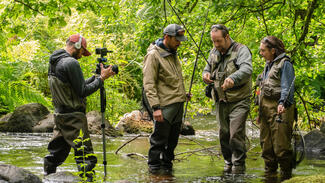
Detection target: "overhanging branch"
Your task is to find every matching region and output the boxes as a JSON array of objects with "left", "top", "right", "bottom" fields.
[
  {"left": 289, "top": 0, "right": 318, "bottom": 55},
  {"left": 13, "top": 0, "right": 44, "bottom": 16}
]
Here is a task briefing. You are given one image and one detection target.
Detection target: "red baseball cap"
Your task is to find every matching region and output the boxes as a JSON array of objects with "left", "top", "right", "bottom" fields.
[{"left": 68, "top": 34, "right": 91, "bottom": 56}]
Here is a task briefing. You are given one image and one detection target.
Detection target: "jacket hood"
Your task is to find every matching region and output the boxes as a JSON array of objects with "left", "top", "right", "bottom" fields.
[
  {"left": 49, "top": 49, "right": 71, "bottom": 65},
  {"left": 147, "top": 39, "right": 174, "bottom": 57}
]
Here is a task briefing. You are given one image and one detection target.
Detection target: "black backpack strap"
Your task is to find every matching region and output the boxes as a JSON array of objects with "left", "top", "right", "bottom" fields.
[{"left": 141, "top": 87, "right": 154, "bottom": 121}]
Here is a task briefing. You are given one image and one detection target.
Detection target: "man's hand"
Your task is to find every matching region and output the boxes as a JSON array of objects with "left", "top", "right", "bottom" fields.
[
  {"left": 277, "top": 104, "right": 286, "bottom": 114},
  {"left": 153, "top": 109, "right": 164, "bottom": 122},
  {"left": 100, "top": 64, "right": 115, "bottom": 81},
  {"left": 203, "top": 73, "right": 213, "bottom": 84},
  {"left": 186, "top": 93, "right": 192, "bottom": 101},
  {"left": 221, "top": 77, "right": 234, "bottom": 91},
  {"left": 256, "top": 116, "right": 260, "bottom": 125}
]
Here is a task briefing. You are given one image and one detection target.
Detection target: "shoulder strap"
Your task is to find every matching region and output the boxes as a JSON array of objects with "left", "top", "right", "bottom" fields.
[
  {"left": 232, "top": 42, "right": 244, "bottom": 52},
  {"left": 141, "top": 87, "right": 153, "bottom": 121},
  {"left": 283, "top": 55, "right": 293, "bottom": 64}
]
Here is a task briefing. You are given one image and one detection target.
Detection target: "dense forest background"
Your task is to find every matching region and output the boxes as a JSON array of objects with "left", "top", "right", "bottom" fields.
[{"left": 0, "top": 0, "right": 324, "bottom": 129}]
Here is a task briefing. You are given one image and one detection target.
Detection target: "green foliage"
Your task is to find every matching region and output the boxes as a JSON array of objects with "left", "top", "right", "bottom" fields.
[
  {"left": 283, "top": 175, "right": 325, "bottom": 183},
  {"left": 0, "top": 60, "right": 52, "bottom": 111},
  {"left": 73, "top": 129, "right": 97, "bottom": 182},
  {"left": 0, "top": 0, "right": 324, "bottom": 130}
]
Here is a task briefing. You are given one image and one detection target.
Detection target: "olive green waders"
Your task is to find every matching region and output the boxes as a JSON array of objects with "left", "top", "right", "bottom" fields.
[
  {"left": 259, "top": 97, "right": 294, "bottom": 177},
  {"left": 44, "top": 112, "right": 97, "bottom": 180},
  {"left": 217, "top": 97, "right": 250, "bottom": 171}
]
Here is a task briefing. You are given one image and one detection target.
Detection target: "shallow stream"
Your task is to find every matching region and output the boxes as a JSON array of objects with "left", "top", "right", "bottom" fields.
[{"left": 0, "top": 115, "right": 325, "bottom": 182}]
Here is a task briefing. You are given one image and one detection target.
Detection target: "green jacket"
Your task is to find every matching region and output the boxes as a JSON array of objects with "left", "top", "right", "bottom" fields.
[{"left": 143, "top": 43, "right": 186, "bottom": 108}]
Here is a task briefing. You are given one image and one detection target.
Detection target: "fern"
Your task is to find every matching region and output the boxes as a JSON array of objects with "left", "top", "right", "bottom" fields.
[{"left": 0, "top": 80, "right": 52, "bottom": 112}]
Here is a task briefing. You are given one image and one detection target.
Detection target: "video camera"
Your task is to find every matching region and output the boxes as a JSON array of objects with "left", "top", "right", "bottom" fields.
[{"left": 95, "top": 48, "right": 119, "bottom": 75}]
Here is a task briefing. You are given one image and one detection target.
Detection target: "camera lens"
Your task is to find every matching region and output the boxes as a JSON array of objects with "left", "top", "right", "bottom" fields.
[{"left": 112, "top": 65, "right": 119, "bottom": 74}]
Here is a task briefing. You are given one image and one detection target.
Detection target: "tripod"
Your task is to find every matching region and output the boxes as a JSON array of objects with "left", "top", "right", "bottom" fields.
[{"left": 100, "top": 84, "right": 108, "bottom": 178}]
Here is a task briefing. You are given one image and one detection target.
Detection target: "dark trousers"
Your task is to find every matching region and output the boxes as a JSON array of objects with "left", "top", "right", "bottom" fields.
[
  {"left": 217, "top": 98, "right": 250, "bottom": 166},
  {"left": 148, "top": 102, "right": 184, "bottom": 170}
]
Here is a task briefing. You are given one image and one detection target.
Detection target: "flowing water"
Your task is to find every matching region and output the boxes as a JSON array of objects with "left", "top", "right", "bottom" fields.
[{"left": 0, "top": 115, "right": 325, "bottom": 182}]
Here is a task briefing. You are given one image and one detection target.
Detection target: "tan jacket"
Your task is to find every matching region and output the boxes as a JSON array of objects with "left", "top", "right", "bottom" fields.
[{"left": 143, "top": 44, "right": 186, "bottom": 108}]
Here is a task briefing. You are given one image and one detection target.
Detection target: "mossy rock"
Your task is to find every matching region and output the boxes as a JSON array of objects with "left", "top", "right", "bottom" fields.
[
  {"left": 283, "top": 175, "right": 325, "bottom": 183},
  {"left": 123, "top": 119, "right": 153, "bottom": 134}
]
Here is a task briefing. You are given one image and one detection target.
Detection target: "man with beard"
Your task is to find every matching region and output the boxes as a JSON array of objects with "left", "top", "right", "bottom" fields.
[
  {"left": 44, "top": 34, "right": 115, "bottom": 181},
  {"left": 202, "top": 24, "right": 252, "bottom": 174},
  {"left": 143, "top": 24, "right": 188, "bottom": 175}
]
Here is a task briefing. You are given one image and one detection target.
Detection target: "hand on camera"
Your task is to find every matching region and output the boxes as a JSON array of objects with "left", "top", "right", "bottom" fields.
[{"left": 100, "top": 64, "right": 115, "bottom": 81}]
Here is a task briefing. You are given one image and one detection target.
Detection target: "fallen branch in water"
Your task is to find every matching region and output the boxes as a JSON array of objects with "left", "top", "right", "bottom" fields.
[
  {"left": 125, "top": 152, "right": 148, "bottom": 159},
  {"left": 115, "top": 134, "right": 149, "bottom": 155},
  {"left": 181, "top": 135, "right": 216, "bottom": 156},
  {"left": 175, "top": 145, "right": 220, "bottom": 157}
]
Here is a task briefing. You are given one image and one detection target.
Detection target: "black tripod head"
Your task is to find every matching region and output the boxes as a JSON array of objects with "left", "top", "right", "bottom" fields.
[{"left": 95, "top": 48, "right": 118, "bottom": 74}]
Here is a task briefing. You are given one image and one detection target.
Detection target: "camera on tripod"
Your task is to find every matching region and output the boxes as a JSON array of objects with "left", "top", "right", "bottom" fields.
[{"left": 95, "top": 48, "right": 118, "bottom": 75}]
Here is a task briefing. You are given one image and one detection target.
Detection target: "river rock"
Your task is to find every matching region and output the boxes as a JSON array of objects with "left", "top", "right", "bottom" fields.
[
  {"left": 32, "top": 113, "right": 55, "bottom": 132},
  {"left": 116, "top": 110, "right": 153, "bottom": 134},
  {"left": 0, "top": 164, "right": 42, "bottom": 183},
  {"left": 300, "top": 129, "right": 325, "bottom": 159},
  {"left": 116, "top": 110, "right": 195, "bottom": 135},
  {"left": 0, "top": 103, "right": 49, "bottom": 132},
  {"left": 0, "top": 113, "right": 11, "bottom": 123},
  {"left": 87, "top": 110, "right": 122, "bottom": 137},
  {"left": 43, "top": 171, "right": 81, "bottom": 183}
]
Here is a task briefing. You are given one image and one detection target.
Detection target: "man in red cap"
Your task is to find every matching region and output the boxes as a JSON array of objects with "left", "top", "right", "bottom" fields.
[{"left": 44, "top": 34, "right": 115, "bottom": 181}]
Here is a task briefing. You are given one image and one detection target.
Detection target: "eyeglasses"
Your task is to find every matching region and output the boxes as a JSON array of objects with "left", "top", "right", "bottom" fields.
[
  {"left": 211, "top": 24, "right": 228, "bottom": 30},
  {"left": 211, "top": 24, "right": 223, "bottom": 30},
  {"left": 262, "top": 37, "right": 275, "bottom": 48},
  {"left": 211, "top": 24, "right": 229, "bottom": 34}
]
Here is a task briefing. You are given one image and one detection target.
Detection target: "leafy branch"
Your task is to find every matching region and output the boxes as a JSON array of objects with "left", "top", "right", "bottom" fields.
[
  {"left": 13, "top": 0, "right": 44, "bottom": 16},
  {"left": 289, "top": 0, "right": 319, "bottom": 55}
]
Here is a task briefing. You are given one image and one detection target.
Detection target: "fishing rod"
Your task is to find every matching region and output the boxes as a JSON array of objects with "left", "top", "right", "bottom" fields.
[
  {"left": 182, "top": 0, "right": 211, "bottom": 122},
  {"left": 165, "top": 0, "right": 210, "bottom": 66}
]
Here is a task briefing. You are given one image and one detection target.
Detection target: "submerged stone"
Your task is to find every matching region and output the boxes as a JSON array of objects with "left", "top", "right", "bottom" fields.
[{"left": 299, "top": 130, "right": 325, "bottom": 159}]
